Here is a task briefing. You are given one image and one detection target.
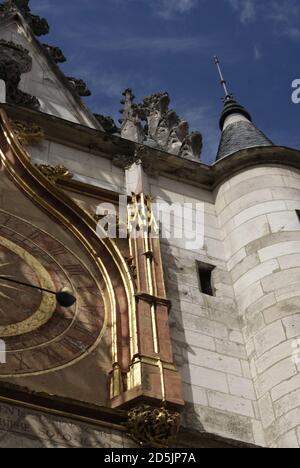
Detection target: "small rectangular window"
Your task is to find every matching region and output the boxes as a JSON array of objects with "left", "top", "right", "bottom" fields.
[
  {"left": 197, "top": 262, "right": 215, "bottom": 297},
  {"left": 296, "top": 210, "right": 300, "bottom": 222}
]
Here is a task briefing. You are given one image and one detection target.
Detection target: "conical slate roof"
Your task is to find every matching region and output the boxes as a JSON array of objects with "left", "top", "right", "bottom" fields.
[{"left": 216, "top": 97, "right": 273, "bottom": 161}]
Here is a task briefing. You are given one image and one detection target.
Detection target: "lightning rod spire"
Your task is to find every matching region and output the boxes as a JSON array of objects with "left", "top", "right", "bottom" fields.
[{"left": 214, "top": 56, "right": 231, "bottom": 101}]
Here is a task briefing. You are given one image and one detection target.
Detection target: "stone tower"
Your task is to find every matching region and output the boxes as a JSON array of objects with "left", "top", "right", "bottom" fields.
[
  {"left": 214, "top": 94, "right": 300, "bottom": 447},
  {"left": 0, "top": 0, "right": 299, "bottom": 449}
]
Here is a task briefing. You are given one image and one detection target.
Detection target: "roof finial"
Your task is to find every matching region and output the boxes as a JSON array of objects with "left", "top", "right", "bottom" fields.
[{"left": 214, "top": 56, "right": 232, "bottom": 101}]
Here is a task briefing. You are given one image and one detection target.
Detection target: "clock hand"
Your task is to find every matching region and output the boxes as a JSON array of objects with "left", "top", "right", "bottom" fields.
[{"left": 0, "top": 276, "right": 76, "bottom": 308}]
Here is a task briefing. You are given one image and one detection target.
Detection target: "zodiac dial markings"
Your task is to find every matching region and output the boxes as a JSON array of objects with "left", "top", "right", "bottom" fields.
[{"left": 0, "top": 210, "right": 105, "bottom": 377}]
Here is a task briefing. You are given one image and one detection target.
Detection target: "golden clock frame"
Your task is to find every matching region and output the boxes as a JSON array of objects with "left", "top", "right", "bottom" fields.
[
  {"left": 0, "top": 108, "right": 184, "bottom": 413},
  {"left": 0, "top": 234, "right": 57, "bottom": 337}
]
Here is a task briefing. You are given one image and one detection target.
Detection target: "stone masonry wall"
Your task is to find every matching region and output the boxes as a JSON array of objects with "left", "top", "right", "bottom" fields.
[
  {"left": 215, "top": 164, "right": 300, "bottom": 447},
  {"left": 150, "top": 175, "right": 264, "bottom": 446}
]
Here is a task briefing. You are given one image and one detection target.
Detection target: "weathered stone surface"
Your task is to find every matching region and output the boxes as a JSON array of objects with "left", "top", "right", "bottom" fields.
[
  {"left": 207, "top": 390, "right": 254, "bottom": 418},
  {"left": 0, "top": 401, "right": 134, "bottom": 448},
  {"left": 0, "top": 39, "right": 40, "bottom": 109},
  {"left": 0, "top": 0, "right": 50, "bottom": 36},
  {"left": 67, "top": 77, "right": 91, "bottom": 97},
  {"left": 253, "top": 321, "right": 286, "bottom": 356},
  {"left": 228, "top": 375, "right": 256, "bottom": 400},
  {"left": 119, "top": 89, "right": 202, "bottom": 159},
  {"left": 255, "top": 358, "right": 297, "bottom": 399},
  {"left": 43, "top": 44, "right": 66, "bottom": 63},
  {"left": 94, "top": 114, "right": 119, "bottom": 134}
]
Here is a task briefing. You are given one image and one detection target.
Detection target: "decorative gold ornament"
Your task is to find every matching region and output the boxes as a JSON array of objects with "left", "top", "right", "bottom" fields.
[
  {"left": 126, "top": 405, "right": 181, "bottom": 448},
  {"left": 36, "top": 164, "right": 73, "bottom": 183},
  {"left": 0, "top": 235, "right": 56, "bottom": 337},
  {"left": 128, "top": 193, "right": 159, "bottom": 237},
  {"left": 10, "top": 120, "right": 44, "bottom": 146}
]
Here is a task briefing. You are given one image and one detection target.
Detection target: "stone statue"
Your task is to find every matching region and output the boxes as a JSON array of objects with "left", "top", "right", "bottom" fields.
[{"left": 179, "top": 131, "right": 203, "bottom": 160}]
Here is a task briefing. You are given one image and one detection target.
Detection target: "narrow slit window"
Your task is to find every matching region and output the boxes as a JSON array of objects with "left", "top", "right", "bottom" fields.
[
  {"left": 296, "top": 210, "right": 300, "bottom": 223},
  {"left": 197, "top": 262, "right": 215, "bottom": 297}
]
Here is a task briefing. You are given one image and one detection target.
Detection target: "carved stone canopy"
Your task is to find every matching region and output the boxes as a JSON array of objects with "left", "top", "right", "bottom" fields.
[
  {"left": 0, "top": 0, "right": 49, "bottom": 36},
  {"left": 0, "top": 39, "right": 40, "bottom": 109},
  {"left": 119, "top": 88, "right": 203, "bottom": 160}
]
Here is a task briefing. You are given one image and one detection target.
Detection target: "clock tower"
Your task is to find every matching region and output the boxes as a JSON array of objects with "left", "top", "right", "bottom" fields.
[
  {"left": 1, "top": 0, "right": 300, "bottom": 450},
  {"left": 0, "top": 0, "right": 184, "bottom": 449}
]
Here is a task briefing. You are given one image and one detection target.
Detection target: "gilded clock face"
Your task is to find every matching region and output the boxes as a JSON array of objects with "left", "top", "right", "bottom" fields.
[{"left": 0, "top": 210, "right": 105, "bottom": 377}]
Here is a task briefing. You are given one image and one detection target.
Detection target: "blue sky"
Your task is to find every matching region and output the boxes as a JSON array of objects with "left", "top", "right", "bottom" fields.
[{"left": 30, "top": 0, "right": 300, "bottom": 164}]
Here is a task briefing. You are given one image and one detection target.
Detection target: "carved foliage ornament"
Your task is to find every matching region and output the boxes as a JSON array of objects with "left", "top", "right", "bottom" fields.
[
  {"left": 112, "top": 152, "right": 141, "bottom": 170},
  {"left": 10, "top": 119, "right": 44, "bottom": 145},
  {"left": 43, "top": 44, "right": 66, "bottom": 64},
  {"left": 126, "top": 405, "right": 181, "bottom": 448},
  {"left": 0, "top": 0, "right": 49, "bottom": 36},
  {"left": 35, "top": 164, "right": 73, "bottom": 183},
  {"left": 67, "top": 77, "right": 91, "bottom": 97},
  {"left": 119, "top": 88, "right": 203, "bottom": 160},
  {"left": 94, "top": 114, "right": 119, "bottom": 134},
  {"left": 0, "top": 39, "right": 40, "bottom": 109}
]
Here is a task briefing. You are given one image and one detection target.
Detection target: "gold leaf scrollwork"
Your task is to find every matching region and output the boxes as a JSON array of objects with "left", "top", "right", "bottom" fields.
[
  {"left": 36, "top": 164, "right": 73, "bottom": 183},
  {"left": 126, "top": 405, "right": 181, "bottom": 448},
  {"left": 10, "top": 120, "right": 44, "bottom": 146}
]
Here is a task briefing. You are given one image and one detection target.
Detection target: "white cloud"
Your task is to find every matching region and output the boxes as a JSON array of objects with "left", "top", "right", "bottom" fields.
[
  {"left": 266, "top": 0, "right": 300, "bottom": 39},
  {"left": 156, "top": 0, "right": 197, "bottom": 19},
  {"left": 89, "top": 35, "right": 213, "bottom": 54},
  {"left": 228, "top": 0, "right": 256, "bottom": 23},
  {"left": 254, "top": 44, "right": 262, "bottom": 61},
  {"left": 227, "top": 0, "right": 300, "bottom": 39},
  {"left": 63, "top": 26, "right": 216, "bottom": 56}
]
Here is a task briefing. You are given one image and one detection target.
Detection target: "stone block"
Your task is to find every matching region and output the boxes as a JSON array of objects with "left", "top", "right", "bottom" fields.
[
  {"left": 215, "top": 339, "right": 247, "bottom": 360},
  {"left": 228, "top": 374, "right": 256, "bottom": 400},
  {"left": 233, "top": 200, "right": 286, "bottom": 228},
  {"left": 271, "top": 373, "right": 300, "bottom": 402},
  {"left": 256, "top": 339, "right": 295, "bottom": 375},
  {"left": 254, "top": 321, "right": 286, "bottom": 356},
  {"left": 278, "top": 430, "right": 299, "bottom": 448},
  {"left": 261, "top": 268, "right": 300, "bottom": 294},
  {"left": 274, "top": 388, "right": 300, "bottom": 418},
  {"left": 181, "top": 364, "right": 229, "bottom": 393},
  {"left": 258, "top": 241, "right": 300, "bottom": 263},
  {"left": 183, "top": 383, "right": 208, "bottom": 406},
  {"left": 255, "top": 358, "right": 297, "bottom": 399},
  {"left": 181, "top": 314, "right": 228, "bottom": 340},
  {"left": 283, "top": 315, "right": 300, "bottom": 339},
  {"left": 258, "top": 393, "right": 275, "bottom": 428},
  {"left": 234, "top": 259, "right": 279, "bottom": 295},
  {"left": 207, "top": 390, "right": 254, "bottom": 418},
  {"left": 186, "top": 347, "right": 242, "bottom": 376},
  {"left": 267, "top": 212, "right": 300, "bottom": 233},
  {"left": 264, "top": 297, "right": 300, "bottom": 324}
]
